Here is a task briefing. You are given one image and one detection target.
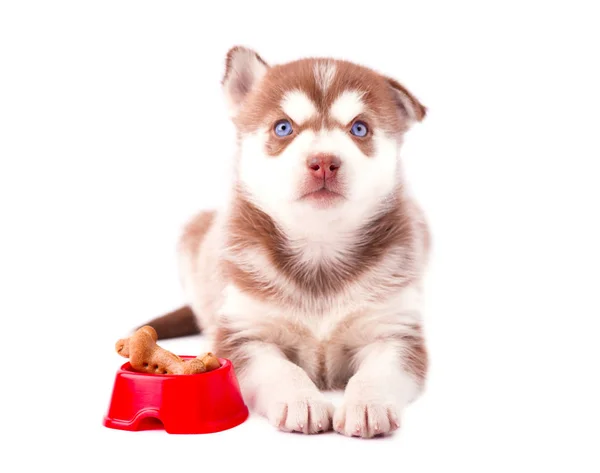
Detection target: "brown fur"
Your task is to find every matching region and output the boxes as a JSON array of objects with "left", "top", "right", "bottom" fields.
[
  {"left": 264, "top": 113, "right": 376, "bottom": 158},
  {"left": 214, "top": 307, "right": 428, "bottom": 390},
  {"left": 179, "top": 210, "right": 215, "bottom": 253},
  {"left": 234, "top": 58, "right": 424, "bottom": 159},
  {"left": 224, "top": 191, "right": 418, "bottom": 307},
  {"left": 385, "top": 76, "right": 427, "bottom": 121},
  {"left": 404, "top": 335, "right": 428, "bottom": 383}
]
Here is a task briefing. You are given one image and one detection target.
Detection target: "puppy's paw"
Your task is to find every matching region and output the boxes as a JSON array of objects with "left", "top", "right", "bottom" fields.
[
  {"left": 267, "top": 390, "right": 334, "bottom": 434},
  {"left": 333, "top": 390, "right": 401, "bottom": 438}
]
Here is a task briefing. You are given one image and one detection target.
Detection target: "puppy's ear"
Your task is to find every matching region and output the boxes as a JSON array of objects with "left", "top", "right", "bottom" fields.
[
  {"left": 385, "top": 76, "right": 427, "bottom": 124},
  {"left": 222, "top": 46, "right": 269, "bottom": 117}
]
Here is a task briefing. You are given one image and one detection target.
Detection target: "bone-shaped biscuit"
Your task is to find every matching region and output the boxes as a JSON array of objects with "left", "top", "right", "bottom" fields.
[{"left": 116, "top": 325, "right": 220, "bottom": 375}]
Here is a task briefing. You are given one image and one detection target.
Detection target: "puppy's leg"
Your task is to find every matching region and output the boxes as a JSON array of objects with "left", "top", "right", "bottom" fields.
[
  {"left": 214, "top": 285, "right": 334, "bottom": 434},
  {"left": 222, "top": 340, "right": 334, "bottom": 434},
  {"left": 333, "top": 340, "right": 425, "bottom": 438},
  {"left": 333, "top": 286, "right": 428, "bottom": 438}
]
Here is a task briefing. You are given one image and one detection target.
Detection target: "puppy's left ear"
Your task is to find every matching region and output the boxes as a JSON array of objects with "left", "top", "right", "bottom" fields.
[
  {"left": 222, "top": 46, "right": 269, "bottom": 117},
  {"left": 385, "top": 77, "right": 427, "bottom": 123}
]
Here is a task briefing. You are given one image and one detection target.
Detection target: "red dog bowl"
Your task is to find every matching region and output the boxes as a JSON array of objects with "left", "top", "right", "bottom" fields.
[{"left": 103, "top": 356, "right": 248, "bottom": 434}]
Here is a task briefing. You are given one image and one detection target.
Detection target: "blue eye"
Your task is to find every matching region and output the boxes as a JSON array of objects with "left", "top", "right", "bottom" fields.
[
  {"left": 274, "top": 119, "right": 293, "bottom": 137},
  {"left": 350, "top": 121, "right": 368, "bottom": 137}
]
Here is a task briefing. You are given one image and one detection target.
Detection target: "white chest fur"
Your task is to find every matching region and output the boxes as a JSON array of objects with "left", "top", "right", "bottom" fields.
[
  {"left": 218, "top": 283, "right": 353, "bottom": 341},
  {"left": 218, "top": 281, "right": 422, "bottom": 342}
]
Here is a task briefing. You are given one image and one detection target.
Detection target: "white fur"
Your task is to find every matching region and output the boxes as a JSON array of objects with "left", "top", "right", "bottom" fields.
[
  {"left": 331, "top": 284, "right": 424, "bottom": 438},
  {"left": 330, "top": 90, "right": 365, "bottom": 125},
  {"left": 217, "top": 284, "right": 334, "bottom": 433},
  {"left": 241, "top": 342, "right": 335, "bottom": 433},
  {"left": 217, "top": 276, "right": 424, "bottom": 437},
  {"left": 238, "top": 126, "right": 398, "bottom": 247},
  {"left": 281, "top": 90, "right": 317, "bottom": 125},
  {"left": 219, "top": 284, "right": 262, "bottom": 320},
  {"left": 314, "top": 60, "right": 336, "bottom": 92},
  {"left": 393, "top": 282, "right": 423, "bottom": 317},
  {"left": 334, "top": 342, "right": 418, "bottom": 437}
]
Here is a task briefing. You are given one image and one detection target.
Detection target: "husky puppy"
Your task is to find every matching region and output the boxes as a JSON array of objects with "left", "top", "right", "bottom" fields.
[{"left": 146, "top": 47, "right": 430, "bottom": 438}]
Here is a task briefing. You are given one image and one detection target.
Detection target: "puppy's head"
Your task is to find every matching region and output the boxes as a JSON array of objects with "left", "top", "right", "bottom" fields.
[{"left": 222, "top": 46, "right": 426, "bottom": 230}]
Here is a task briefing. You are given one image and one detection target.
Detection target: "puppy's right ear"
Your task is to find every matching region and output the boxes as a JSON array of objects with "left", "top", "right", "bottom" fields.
[{"left": 222, "top": 46, "right": 269, "bottom": 117}]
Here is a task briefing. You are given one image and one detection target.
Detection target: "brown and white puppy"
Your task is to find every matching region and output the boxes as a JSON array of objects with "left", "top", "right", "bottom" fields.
[{"left": 146, "top": 46, "right": 430, "bottom": 438}]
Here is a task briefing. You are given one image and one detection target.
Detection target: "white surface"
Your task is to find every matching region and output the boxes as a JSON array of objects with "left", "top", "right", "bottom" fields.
[{"left": 1, "top": 1, "right": 599, "bottom": 472}]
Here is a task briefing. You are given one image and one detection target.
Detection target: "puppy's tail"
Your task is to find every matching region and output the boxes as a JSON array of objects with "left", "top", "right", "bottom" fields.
[{"left": 138, "top": 305, "right": 201, "bottom": 340}]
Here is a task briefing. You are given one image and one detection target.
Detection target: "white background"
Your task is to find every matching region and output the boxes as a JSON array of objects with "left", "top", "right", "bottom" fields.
[{"left": 1, "top": 1, "right": 599, "bottom": 472}]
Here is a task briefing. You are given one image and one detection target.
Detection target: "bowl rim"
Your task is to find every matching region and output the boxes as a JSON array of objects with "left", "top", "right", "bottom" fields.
[{"left": 118, "top": 356, "right": 230, "bottom": 378}]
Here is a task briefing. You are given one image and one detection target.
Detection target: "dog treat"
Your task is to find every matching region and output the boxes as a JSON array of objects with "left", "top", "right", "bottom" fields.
[
  {"left": 115, "top": 325, "right": 220, "bottom": 375},
  {"left": 199, "top": 352, "right": 221, "bottom": 371}
]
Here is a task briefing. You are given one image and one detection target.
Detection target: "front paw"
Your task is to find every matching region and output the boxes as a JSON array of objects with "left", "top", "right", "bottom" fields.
[
  {"left": 267, "top": 390, "right": 335, "bottom": 434},
  {"left": 333, "top": 393, "right": 401, "bottom": 438}
]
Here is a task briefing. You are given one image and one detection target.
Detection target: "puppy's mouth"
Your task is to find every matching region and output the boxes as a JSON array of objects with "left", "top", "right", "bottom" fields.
[{"left": 299, "top": 184, "right": 345, "bottom": 206}]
